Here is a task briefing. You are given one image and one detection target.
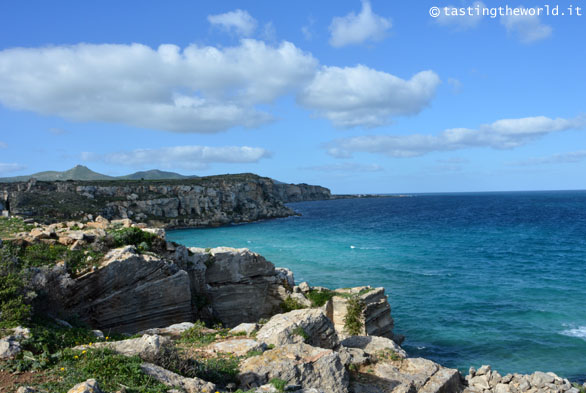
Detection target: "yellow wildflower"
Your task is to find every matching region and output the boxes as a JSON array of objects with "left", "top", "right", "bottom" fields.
[
  {"left": 60, "top": 367, "right": 65, "bottom": 371},
  {"left": 82, "top": 350, "right": 87, "bottom": 354}
]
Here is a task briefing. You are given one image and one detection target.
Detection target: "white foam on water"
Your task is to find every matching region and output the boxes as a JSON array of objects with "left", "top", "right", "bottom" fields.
[
  {"left": 350, "top": 245, "right": 356, "bottom": 249},
  {"left": 561, "top": 326, "right": 586, "bottom": 340}
]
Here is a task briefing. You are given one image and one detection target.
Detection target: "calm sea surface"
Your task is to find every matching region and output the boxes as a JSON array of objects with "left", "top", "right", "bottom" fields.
[{"left": 168, "top": 191, "right": 586, "bottom": 380}]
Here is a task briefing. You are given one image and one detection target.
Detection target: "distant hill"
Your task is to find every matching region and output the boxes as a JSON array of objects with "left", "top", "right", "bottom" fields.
[
  {"left": 118, "top": 169, "right": 195, "bottom": 180},
  {"left": 0, "top": 165, "right": 198, "bottom": 183}
]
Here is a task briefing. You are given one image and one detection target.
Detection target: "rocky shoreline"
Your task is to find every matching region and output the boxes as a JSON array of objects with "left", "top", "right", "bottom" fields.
[
  {"left": 0, "top": 174, "right": 331, "bottom": 228},
  {"left": 0, "top": 217, "right": 585, "bottom": 393}
]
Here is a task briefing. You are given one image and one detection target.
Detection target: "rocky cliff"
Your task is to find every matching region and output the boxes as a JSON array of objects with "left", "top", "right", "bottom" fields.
[{"left": 0, "top": 173, "right": 331, "bottom": 228}]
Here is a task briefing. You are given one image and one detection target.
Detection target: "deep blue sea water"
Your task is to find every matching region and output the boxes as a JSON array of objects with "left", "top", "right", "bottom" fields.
[{"left": 167, "top": 191, "right": 586, "bottom": 381}]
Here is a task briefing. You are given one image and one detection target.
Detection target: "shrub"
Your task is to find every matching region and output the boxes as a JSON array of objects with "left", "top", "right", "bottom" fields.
[
  {"left": 179, "top": 320, "right": 216, "bottom": 346},
  {"left": 291, "top": 326, "right": 309, "bottom": 342},
  {"left": 306, "top": 289, "right": 335, "bottom": 307},
  {"left": 280, "top": 296, "right": 306, "bottom": 312},
  {"left": 344, "top": 295, "right": 365, "bottom": 336},
  {"left": 108, "top": 227, "right": 156, "bottom": 250},
  {"left": 270, "top": 378, "right": 287, "bottom": 392}
]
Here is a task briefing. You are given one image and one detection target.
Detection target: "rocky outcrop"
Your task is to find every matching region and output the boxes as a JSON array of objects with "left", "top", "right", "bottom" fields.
[
  {"left": 60, "top": 246, "right": 195, "bottom": 333},
  {"left": 325, "top": 287, "right": 395, "bottom": 340},
  {"left": 141, "top": 362, "right": 217, "bottom": 393},
  {"left": 464, "top": 365, "right": 577, "bottom": 393},
  {"left": 201, "top": 246, "right": 292, "bottom": 327},
  {"left": 0, "top": 174, "right": 331, "bottom": 227},
  {"left": 256, "top": 309, "right": 340, "bottom": 349},
  {"left": 74, "top": 334, "right": 171, "bottom": 359},
  {"left": 341, "top": 335, "right": 407, "bottom": 359},
  {"left": 239, "top": 343, "right": 349, "bottom": 393},
  {"left": 351, "top": 357, "right": 462, "bottom": 393}
]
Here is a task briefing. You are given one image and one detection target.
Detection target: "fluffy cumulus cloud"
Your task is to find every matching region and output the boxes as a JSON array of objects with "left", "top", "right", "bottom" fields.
[
  {"left": 501, "top": 8, "right": 553, "bottom": 43},
  {"left": 436, "top": 1, "right": 486, "bottom": 30},
  {"left": 207, "top": 9, "right": 258, "bottom": 36},
  {"left": 298, "top": 66, "right": 440, "bottom": 128},
  {"left": 326, "top": 115, "right": 586, "bottom": 158},
  {"left": 82, "top": 145, "right": 271, "bottom": 170},
  {"left": 511, "top": 150, "right": 586, "bottom": 166},
  {"left": 302, "top": 162, "right": 383, "bottom": 172},
  {"left": 0, "top": 40, "right": 317, "bottom": 133},
  {"left": 329, "top": 0, "right": 391, "bottom": 47},
  {"left": 0, "top": 163, "right": 26, "bottom": 174}
]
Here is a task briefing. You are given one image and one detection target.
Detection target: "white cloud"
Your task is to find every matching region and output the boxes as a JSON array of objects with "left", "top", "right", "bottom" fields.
[
  {"left": 298, "top": 66, "right": 440, "bottom": 128},
  {"left": 82, "top": 145, "right": 271, "bottom": 170},
  {"left": 510, "top": 150, "right": 586, "bottom": 166},
  {"left": 261, "top": 22, "right": 277, "bottom": 42},
  {"left": 0, "top": 163, "right": 26, "bottom": 174},
  {"left": 207, "top": 9, "right": 257, "bottom": 37},
  {"left": 501, "top": 8, "right": 552, "bottom": 43},
  {"left": 0, "top": 40, "right": 317, "bottom": 133},
  {"left": 329, "top": 0, "right": 391, "bottom": 47},
  {"left": 302, "top": 162, "right": 383, "bottom": 172},
  {"left": 436, "top": 1, "right": 486, "bottom": 30},
  {"left": 326, "top": 115, "right": 586, "bottom": 158},
  {"left": 0, "top": 141, "right": 6, "bottom": 148}
]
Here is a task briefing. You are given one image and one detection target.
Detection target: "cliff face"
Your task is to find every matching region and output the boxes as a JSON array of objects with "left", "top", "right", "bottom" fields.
[{"left": 0, "top": 173, "right": 331, "bottom": 228}]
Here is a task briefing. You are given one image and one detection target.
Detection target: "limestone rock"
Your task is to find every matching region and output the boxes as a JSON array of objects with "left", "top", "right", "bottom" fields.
[
  {"left": 341, "top": 335, "right": 406, "bottom": 359},
  {"left": 203, "top": 247, "right": 291, "bottom": 327},
  {"left": 0, "top": 336, "right": 22, "bottom": 360},
  {"left": 229, "top": 322, "right": 258, "bottom": 337},
  {"left": 239, "top": 343, "right": 349, "bottom": 393},
  {"left": 64, "top": 246, "right": 193, "bottom": 333},
  {"left": 373, "top": 357, "right": 462, "bottom": 393},
  {"left": 75, "top": 334, "right": 170, "bottom": 359},
  {"left": 67, "top": 379, "right": 103, "bottom": 393},
  {"left": 326, "top": 287, "right": 395, "bottom": 339},
  {"left": 256, "top": 309, "right": 339, "bottom": 349},
  {"left": 338, "top": 346, "right": 370, "bottom": 368},
  {"left": 16, "top": 387, "right": 39, "bottom": 393},
  {"left": 140, "top": 362, "right": 217, "bottom": 393},
  {"left": 207, "top": 338, "right": 265, "bottom": 356},
  {"left": 139, "top": 322, "right": 195, "bottom": 337}
]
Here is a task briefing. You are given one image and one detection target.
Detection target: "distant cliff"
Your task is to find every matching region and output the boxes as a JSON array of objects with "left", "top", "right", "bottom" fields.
[{"left": 0, "top": 173, "right": 331, "bottom": 227}]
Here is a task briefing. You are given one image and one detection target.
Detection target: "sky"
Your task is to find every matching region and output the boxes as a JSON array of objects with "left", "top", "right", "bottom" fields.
[{"left": 0, "top": 1, "right": 584, "bottom": 194}]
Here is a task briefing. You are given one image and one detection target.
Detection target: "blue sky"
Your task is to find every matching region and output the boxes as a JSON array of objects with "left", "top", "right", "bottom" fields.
[{"left": 0, "top": 1, "right": 584, "bottom": 193}]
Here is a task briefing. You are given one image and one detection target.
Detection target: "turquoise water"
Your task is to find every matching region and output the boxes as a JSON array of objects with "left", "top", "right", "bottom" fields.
[{"left": 168, "top": 191, "right": 586, "bottom": 381}]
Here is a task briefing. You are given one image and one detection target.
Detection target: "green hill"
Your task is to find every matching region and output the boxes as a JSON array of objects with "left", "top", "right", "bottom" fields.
[{"left": 0, "top": 165, "right": 197, "bottom": 183}]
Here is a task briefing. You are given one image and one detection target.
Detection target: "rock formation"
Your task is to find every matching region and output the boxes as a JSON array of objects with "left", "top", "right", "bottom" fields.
[{"left": 0, "top": 173, "right": 331, "bottom": 227}]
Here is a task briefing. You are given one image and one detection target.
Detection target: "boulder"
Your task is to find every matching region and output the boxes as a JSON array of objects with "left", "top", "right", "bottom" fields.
[
  {"left": 74, "top": 334, "right": 170, "bottom": 359},
  {"left": 63, "top": 246, "right": 194, "bottom": 333},
  {"left": 338, "top": 346, "right": 370, "bottom": 368},
  {"left": 140, "top": 363, "right": 217, "bottom": 393},
  {"left": 139, "top": 322, "right": 195, "bottom": 337},
  {"left": 67, "top": 379, "right": 103, "bottom": 393},
  {"left": 202, "top": 247, "right": 291, "bottom": 327},
  {"left": 229, "top": 322, "right": 258, "bottom": 337},
  {"left": 207, "top": 338, "right": 265, "bottom": 356},
  {"left": 373, "top": 357, "right": 462, "bottom": 393},
  {"left": 0, "top": 336, "right": 21, "bottom": 360},
  {"left": 341, "top": 335, "right": 406, "bottom": 359},
  {"left": 239, "top": 343, "right": 349, "bottom": 393},
  {"left": 256, "top": 309, "right": 339, "bottom": 349}
]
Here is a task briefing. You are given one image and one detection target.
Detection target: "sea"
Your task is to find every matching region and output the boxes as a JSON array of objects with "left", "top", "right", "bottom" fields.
[{"left": 167, "top": 191, "right": 586, "bottom": 381}]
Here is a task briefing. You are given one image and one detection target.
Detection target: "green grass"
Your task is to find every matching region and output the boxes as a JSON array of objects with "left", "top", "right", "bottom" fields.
[
  {"left": 39, "top": 349, "right": 170, "bottom": 393},
  {"left": 0, "top": 217, "right": 33, "bottom": 239}
]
